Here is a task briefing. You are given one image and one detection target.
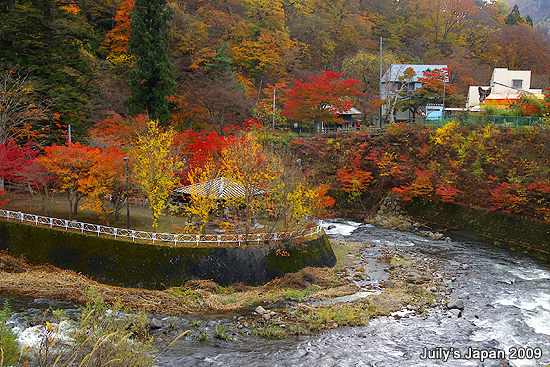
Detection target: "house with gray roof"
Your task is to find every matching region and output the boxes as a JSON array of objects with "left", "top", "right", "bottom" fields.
[{"left": 381, "top": 64, "right": 448, "bottom": 122}]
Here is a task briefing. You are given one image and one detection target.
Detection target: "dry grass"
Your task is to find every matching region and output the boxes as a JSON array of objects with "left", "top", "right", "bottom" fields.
[{"left": 0, "top": 252, "right": 349, "bottom": 316}]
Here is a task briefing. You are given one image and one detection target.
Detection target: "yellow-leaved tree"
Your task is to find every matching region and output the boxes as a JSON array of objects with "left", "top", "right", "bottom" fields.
[
  {"left": 133, "top": 120, "right": 183, "bottom": 231},
  {"left": 221, "top": 133, "right": 274, "bottom": 236},
  {"left": 268, "top": 152, "right": 335, "bottom": 231},
  {"left": 184, "top": 159, "right": 222, "bottom": 233}
]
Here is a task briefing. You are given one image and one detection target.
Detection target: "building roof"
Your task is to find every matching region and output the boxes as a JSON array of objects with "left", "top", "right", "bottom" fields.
[
  {"left": 382, "top": 64, "right": 448, "bottom": 83},
  {"left": 174, "top": 177, "right": 267, "bottom": 200},
  {"left": 337, "top": 107, "right": 362, "bottom": 115}
]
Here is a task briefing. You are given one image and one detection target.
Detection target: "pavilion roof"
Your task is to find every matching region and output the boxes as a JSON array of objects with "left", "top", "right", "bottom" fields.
[{"left": 174, "top": 177, "right": 267, "bottom": 199}]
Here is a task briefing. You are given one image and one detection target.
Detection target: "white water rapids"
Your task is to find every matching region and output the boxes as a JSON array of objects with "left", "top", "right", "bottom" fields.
[{"left": 2, "top": 218, "right": 549, "bottom": 366}]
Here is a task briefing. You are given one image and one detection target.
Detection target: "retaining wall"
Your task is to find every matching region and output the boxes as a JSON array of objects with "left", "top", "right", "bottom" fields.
[
  {"left": 406, "top": 199, "right": 550, "bottom": 261},
  {"left": 0, "top": 220, "right": 336, "bottom": 289}
]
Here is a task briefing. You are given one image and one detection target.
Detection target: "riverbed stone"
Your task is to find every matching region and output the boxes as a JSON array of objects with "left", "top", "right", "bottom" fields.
[
  {"left": 255, "top": 305, "right": 267, "bottom": 315},
  {"left": 447, "top": 299, "right": 464, "bottom": 310},
  {"left": 150, "top": 318, "right": 163, "bottom": 330},
  {"left": 447, "top": 309, "right": 462, "bottom": 318},
  {"left": 405, "top": 270, "right": 431, "bottom": 284}
]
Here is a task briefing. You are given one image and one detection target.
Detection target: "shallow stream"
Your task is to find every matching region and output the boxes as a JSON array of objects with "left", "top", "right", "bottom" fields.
[{"left": 2, "top": 218, "right": 549, "bottom": 366}]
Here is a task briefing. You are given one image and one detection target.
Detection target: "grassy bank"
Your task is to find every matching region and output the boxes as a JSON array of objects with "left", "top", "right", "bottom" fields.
[{"left": 1, "top": 236, "right": 456, "bottom": 340}]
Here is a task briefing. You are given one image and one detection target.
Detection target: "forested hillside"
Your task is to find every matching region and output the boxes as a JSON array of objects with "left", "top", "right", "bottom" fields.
[
  {"left": 504, "top": 0, "right": 550, "bottom": 23},
  {"left": 1, "top": 0, "right": 550, "bottom": 142}
]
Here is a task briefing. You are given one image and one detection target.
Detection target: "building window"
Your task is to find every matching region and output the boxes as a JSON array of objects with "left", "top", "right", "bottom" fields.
[{"left": 512, "top": 79, "right": 523, "bottom": 89}]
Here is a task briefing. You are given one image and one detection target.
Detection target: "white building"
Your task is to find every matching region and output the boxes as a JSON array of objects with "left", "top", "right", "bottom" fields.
[
  {"left": 381, "top": 64, "right": 448, "bottom": 122},
  {"left": 466, "top": 68, "right": 543, "bottom": 108}
]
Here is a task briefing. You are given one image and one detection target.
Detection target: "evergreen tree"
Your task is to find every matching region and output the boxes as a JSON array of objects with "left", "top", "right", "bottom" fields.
[
  {"left": 505, "top": 4, "right": 523, "bottom": 25},
  {"left": 0, "top": 0, "right": 96, "bottom": 142},
  {"left": 205, "top": 43, "right": 235, "bottom": 78},
  {"left": 127, "top": 0, "right": 176, "bottom": 125}
]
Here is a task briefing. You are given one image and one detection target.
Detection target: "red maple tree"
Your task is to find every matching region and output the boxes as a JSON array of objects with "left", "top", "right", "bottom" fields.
[{"left": 282, "top": 71, "right": 364, "bottom": 132}]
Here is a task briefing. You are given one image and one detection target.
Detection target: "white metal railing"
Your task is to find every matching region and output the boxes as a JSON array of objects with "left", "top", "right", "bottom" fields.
[{"left": 0, "top": 209, "right": 324, "bottom": 247}]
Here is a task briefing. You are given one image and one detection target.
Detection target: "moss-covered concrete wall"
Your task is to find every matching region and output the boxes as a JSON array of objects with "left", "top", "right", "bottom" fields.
[
  {"left": 406, "top": 199, "right": 550, "bottom": 261},
  {"left": 0, "top": 221, "right": 336, "bottom": 289}
]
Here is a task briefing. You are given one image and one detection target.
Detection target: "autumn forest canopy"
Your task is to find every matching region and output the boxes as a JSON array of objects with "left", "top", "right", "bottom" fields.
[
  {"left": 2, "top": 0, "right": 550, "bottom": 230},
  {"left": 1, "top": 0, "right": 550, "bottom": 141}
]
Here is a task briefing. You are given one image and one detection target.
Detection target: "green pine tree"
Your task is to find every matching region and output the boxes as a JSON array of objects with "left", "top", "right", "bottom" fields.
[
  {"left": 205, "top": 43, "right": 235, "bottom": 77},
  {"left": 505, "top": 4, "right": 523, "bottom": 25},
  {"left": 0, "top": 0, "right": 96, "bottom": 143},
  {"left": 127, "top": 0, "right": 176, "bottom": 125}
]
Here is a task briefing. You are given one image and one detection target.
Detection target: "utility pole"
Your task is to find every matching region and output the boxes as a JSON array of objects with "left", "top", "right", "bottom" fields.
[
  {"left": 379, "top": 37, "right": 383, "bottom": 127},
  {"left": 124, "top": 157, "right": 130, "bottom": 229},
  {"left": 273, "top": 86, "right": 276, "bottom": 129},
  {"left": 442, "top": 71, "right": 446, "bottom": 121}
]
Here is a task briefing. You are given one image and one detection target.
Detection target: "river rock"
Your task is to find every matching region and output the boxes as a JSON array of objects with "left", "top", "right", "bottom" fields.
[
  {"left": 382, "top": 280, "right": 395, "bottom": 287},
  {"left": 447, "top": 309, "right": 462, "bottom": 318},
  {"left": 150, "top": 318, "right": 163, "bottom": 330},
  {"left": 255, "top": 305, "right": 267, "bottom": 315},
  {"left": 447, "top": 299, "right": 464, "bottom": 310},
  {"left": 405, "top": 270, "right": 431, "bottom": 284},
  {"left": 426, "top": 231, "right": 444, "bottom": 240}
]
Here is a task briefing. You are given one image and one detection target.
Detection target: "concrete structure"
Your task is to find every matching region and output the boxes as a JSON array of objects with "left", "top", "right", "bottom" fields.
[
  {"left": 425, "top": 104, "right": 444, "bottom": 120},
  {"left": 381, "top": 64, "right": 447, "bottom": 122},
  {"left": 466, "top": 68, "right": 543, "bottom": 108},
  {"left": 0, "top": 219, "right": 336, "bottom": 288}
]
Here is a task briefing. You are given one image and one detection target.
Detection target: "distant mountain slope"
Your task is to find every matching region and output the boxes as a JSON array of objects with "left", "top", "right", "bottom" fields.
[{"left": 503, "top": 0, "right": 550, "bottom": 23}]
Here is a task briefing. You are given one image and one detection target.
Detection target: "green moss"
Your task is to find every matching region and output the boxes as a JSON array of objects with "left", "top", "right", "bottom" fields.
[
  {"left": 266, "top": 235, "right": 336, "bottom": 276},
  {"left": 0, "top": 221, "right": 337, "bottom": 289}
]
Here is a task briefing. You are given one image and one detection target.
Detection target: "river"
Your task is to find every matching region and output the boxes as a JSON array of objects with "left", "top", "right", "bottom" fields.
[{"left": 2, "top": 218, "right": 549, "bottom": 366}]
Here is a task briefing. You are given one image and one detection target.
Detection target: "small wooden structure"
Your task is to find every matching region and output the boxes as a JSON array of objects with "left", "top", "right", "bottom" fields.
[{"left": 174, "top": 177, "right": 267, "bottom": 200}]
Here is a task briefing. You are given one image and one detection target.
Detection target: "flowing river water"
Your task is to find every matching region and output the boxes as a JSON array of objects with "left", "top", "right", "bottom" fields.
[{"left": 2, "top": 219, "right": 550, "bottom": 366}]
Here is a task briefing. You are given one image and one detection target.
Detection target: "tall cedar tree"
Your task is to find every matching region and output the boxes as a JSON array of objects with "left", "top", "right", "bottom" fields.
[
  {"left": 127, "top": 0, "right": 176, "bottom": 125},
  {"left": 0, "top": 0, "right": 95, "bottom": 142}
]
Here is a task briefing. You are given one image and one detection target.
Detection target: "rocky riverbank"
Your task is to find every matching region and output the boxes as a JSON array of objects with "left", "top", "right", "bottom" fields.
[{"left": 1, "top": 231, "right": 467, "bottom": 340}]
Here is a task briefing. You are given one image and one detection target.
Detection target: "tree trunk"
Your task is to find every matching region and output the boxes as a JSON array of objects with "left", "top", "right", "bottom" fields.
[{"left": 314, "top": 116, "right": 323, "bottom": 133}]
